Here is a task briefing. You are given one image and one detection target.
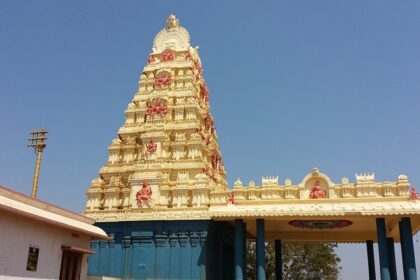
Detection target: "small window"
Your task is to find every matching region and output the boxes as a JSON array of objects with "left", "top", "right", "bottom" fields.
[{"left": 26, "top": 245, "right": 40, "bottom": 272}]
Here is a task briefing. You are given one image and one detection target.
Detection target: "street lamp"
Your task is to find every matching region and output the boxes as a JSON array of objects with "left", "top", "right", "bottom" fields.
[{"left": 28, "top": 129, "right": 48, "bottom": 198}]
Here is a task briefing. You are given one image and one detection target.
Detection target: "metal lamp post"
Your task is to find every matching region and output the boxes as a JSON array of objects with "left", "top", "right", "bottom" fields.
[{"left": 28, "top": 129, "right": 48, "bottom": 198}]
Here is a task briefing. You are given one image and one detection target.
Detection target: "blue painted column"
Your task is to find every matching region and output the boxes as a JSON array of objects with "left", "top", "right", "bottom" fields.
[
  {"left": 235, "top": 219, "right": 245, "bottom": 280},
  {"left": 243, "top": 222, "right": 247, "bottom": 276},
  {"left": 399, "top": 217, "right": 417, "bottom": 280},
  {"left": 256, "top": 219, "right": 266, "bottom": 280},
  {"left": 386, "top": 238, "right": 397, "bottom": 280},
  {"left": 366, "top": 240, "right": 376, "bottom": 280},
  {"left": 376, "top": 218, "right": 391, "bottom": 280},
  {"left": 275, "top": 240, "right": 282, "bottom": 280}
]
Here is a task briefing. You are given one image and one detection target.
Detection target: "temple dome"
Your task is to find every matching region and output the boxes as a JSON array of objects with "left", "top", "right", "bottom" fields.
[{"left": 152, "top": 15, "right": 191, "bottom": 53}]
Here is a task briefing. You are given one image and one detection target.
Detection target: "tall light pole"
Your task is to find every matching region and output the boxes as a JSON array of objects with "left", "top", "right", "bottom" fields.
[{"left": 28, "top": 129, "right": 48, "bottom": 198}]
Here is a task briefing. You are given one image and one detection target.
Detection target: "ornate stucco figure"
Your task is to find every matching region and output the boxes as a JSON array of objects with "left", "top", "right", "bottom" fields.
[
  {"left": 136, "top": 180, "right": 152, "bottom": 206},
  {"left": 145, "top": 138, "right": 157, "bottom": 157},
  {"left": 309, "top": 180, "right": 326, "bottom": 199},
  {"left": 161, "top": 48, "right": 176, "bottom": 61},
  {"left": 410, "top": 186, "right": 420, "bottom": 200}
]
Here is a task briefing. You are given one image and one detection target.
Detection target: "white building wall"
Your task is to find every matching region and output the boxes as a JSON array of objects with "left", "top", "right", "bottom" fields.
[{"left": 0, "top": 210, "right": 92, "bottom": 280}]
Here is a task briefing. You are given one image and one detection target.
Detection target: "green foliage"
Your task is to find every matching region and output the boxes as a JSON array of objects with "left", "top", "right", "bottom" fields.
[{"left": 246, "top": 241, "right": 341, "bottom": 280}]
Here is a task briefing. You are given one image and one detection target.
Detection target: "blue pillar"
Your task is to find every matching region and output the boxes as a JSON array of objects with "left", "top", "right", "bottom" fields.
[
  {"left": 376, "top": 218, "right": 391, "bottom": 280},
  {"left": 256, "top": 219, "right": 266, "bottom": 280},
  {"left": 275, "top": 240, "right": 282, "bottom": 280},
  {"left": 399, "top": 217, "right": 417, "bottom": 280},
  {"left": 235, "top": 219, "right": 245, "bottom": 280},
  {"left": 366, "top": 240, "right": 376, "bottom": 280},
  {"left": 243, "top": 222, "right": 247, "bottom": 277},
  {"left": 386, "top": 238, "right": 397, "bottom": 280}
]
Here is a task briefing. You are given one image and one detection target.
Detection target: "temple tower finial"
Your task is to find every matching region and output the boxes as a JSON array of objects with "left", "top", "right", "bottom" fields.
[{"left": 166, "top": 14, "right": 179, "bottom": 31}]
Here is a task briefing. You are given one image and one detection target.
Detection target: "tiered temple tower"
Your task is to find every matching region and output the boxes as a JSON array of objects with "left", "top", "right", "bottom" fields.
[
  {"left": 84, "top": 15, "right": 227, "bottom": 222},
  {"left": 84, "top": 15, "right": 234, "bottom": 280}
]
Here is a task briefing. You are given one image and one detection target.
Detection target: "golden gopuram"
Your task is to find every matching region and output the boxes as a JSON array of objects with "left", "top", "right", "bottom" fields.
[{"left": 84, "top": 15, "right": 420, "bottom": 280}]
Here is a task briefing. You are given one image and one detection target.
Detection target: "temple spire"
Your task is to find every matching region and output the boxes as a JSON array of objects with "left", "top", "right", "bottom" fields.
[{"left": 85, "top": 16, "right": 227, "bottom": 220}]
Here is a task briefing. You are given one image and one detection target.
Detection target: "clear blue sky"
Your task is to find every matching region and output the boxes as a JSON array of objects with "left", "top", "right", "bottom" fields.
[{"left": 1, "top": 1, "right": 419, "bottom": 279}]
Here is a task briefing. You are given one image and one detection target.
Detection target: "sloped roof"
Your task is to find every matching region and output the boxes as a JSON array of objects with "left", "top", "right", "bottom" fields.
[{"left": 0, "top": 185, "right": 108, "bottom": 240}]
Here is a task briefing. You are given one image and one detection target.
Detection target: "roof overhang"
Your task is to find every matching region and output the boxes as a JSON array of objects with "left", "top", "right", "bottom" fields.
[
  {"left": 0, "top": 194, "right": 109, "bottom": 240},
  {"left": 210, "top": 200, "right": 420, "bottom": 243}
]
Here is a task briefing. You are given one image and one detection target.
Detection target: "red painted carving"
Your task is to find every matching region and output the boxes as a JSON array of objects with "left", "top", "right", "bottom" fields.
[
  {"left": 218, "top": 160, "right": 224, "bottom": 173},
  {"left": 211, "top": 150, "right": 222, "bottom": 171},
  {"left": 154, "top": 71, "right": 171, "bottom": 88},
  {"left": 136, "top": 180, "right": 153, "bottom": 205},
  {"left": 147, "top": 55, "right": 155, "bottom": 64},
  {"left": 309, "top": 180, "right": 326, "bottom": 199},
  {"left": 145, "top": 138, "right": 157, "bottom": 155},
  {"left": 194, "top": 59, "right": 202, "bottom": 74},
  {"left": 200, "top": 83, "right": 209, "bottom": 102},
  {"left": 185, "top": 52, "right": 192, "bottom": 60},
  {"left": 205, "top": 135, "right": 211, "bottom": 146},
  {"left": 211, "top": 151, "right": 218, "bottom": 169},
  {"left": 146, "top": 98, "right": 168, "bottom": 118},
  {"left": 202, "top": 165, "right": 216, "bottom": 180},
  {"left": 410, "top": 186, "right": 420, "bottom": 200},
  {"left": 203, "top": 114, "right": 214, "bottom": 134},
  {"left": 161, "top": 49, "right": 176, "bottom": 62},
  {"left": 226, "top": 193, "right": 235, "bottom": 205},
  {"left": 190, "top": 58, "right": 202, "bottom": 80},
  {"left": 196, "top": 127, "right": 210, "bottom": 145}
]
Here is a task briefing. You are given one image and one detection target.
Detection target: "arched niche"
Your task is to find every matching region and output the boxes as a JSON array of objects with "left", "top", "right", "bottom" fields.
[{"left": 299, "top": 168, "right": 334, "bottom": 199}]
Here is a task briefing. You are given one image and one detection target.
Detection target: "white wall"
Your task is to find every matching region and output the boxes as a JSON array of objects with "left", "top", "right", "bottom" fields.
[{"left": 0, "top": 210, "right": 92, "bottom": 280}]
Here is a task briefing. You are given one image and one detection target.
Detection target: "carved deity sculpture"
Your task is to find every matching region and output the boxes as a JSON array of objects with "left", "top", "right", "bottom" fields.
[
  {"left": 154, "top": 71, "right": 172, "bottom": 88},
  {"left": 204, "top": 114, "right": 214, "bottom": 133},
  {"left": 184, "top": 51, "right": 192, "bottom": 60},
  {"left": 161, "top": 48, "right": 176, "bottom": 62},
  {"left": 211, "top": 150, "right": 222, "bottom": 171},
  {"left": 309, "top": 180, "right": 326, "bottom": 199},
  {"left": 145, "top": 138, "right": 157, "bottom": 156},
  {"left": 146, "top": 98, "right": 168, "bottom": 118},
  {"left": 147, "top": 55, "right": 155, "bottom": 64},
  {"left": 200, "top": 83, "right": 209, "bottom": 103},
  {"left": 226, "top": 193, "right": 235, "bottom": 205},
  {"left": 136, "top": 180, "right": 153, "bottom": 206},
  {"left": 410, "top": 186, "right": 420, "bottom": 200},
  {"left": 218, "top": 160, "right": 224, "bottom": 173}
]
